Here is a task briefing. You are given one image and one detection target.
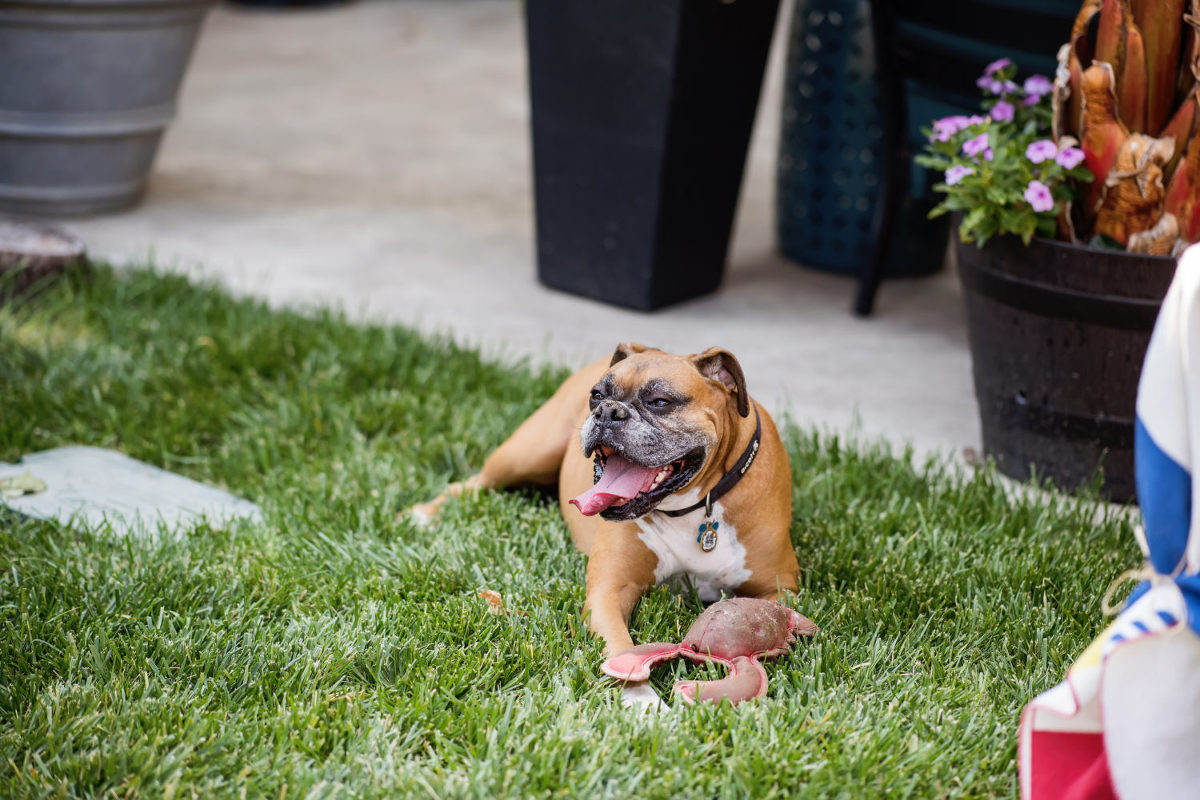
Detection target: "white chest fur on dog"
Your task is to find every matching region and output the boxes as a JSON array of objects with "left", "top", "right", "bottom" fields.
[{"left": 635, "top": 490, "right": 752, "bottom": 603}]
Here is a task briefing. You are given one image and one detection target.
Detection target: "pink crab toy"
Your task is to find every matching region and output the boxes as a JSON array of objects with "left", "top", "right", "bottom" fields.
[{"left": 600, "top": 597, "right": 817, "bottom": 705}]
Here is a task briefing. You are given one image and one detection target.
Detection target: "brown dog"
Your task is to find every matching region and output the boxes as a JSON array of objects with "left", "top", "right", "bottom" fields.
[{"left": 410, "top": 343, "right": 800, "bottom": 658}]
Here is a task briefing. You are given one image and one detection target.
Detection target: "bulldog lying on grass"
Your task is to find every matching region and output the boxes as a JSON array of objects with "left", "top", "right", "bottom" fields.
[{"left": 410, "top": 344, "right": 804, "bottom": 706}]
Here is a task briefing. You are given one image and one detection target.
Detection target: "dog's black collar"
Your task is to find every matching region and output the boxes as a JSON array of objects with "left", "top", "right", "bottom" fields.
[{"left": 658, "top": 402, "right": 761, "bottom": 518}]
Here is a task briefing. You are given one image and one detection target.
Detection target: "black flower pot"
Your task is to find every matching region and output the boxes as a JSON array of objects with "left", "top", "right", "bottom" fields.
[
  {"left": 955, "top": 231, "right": 1176, "bottom": 502},
  {"left": 525, "top": 0, "right": 780, "bottom": 311}
]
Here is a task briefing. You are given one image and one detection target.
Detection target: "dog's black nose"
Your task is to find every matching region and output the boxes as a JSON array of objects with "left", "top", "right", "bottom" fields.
[{"left": 594, "top": 399, "right": 630, "bottom": 423}]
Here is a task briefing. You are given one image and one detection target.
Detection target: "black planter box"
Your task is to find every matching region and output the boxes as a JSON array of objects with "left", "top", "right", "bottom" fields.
[{"left": 525, "top": 0, "right": 780, "bottom": 311}]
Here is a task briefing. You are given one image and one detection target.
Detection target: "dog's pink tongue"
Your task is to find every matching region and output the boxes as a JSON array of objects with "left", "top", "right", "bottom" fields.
[{"left": 569, "top": 454, "right": 657, "bottom": 516}]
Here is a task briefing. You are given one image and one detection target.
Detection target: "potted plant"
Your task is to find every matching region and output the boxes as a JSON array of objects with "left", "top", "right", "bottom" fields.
[
  {"left": 0, "top": 0, "right": 215, "bottom": 217},
  {"left": 918, "top": 0, "right": 1197, "bottom": 502}
]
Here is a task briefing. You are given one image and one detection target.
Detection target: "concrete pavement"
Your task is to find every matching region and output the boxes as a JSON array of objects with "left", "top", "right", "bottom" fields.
[{"left": 62, "top": 0, "right": 979, "bottom": 462}]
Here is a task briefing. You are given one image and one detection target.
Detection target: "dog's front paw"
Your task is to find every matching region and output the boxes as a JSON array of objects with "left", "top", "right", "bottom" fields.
[
  {"left": 620, "top": 681, "right": 669, "bottom": 714},
  {"left": 404, "top": 502, "right": 437, "bottom": 529}
]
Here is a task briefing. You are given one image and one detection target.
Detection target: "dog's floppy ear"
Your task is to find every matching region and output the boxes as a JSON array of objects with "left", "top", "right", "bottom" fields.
[
  {"left": 690, "top": 347, "right": 749, "bottom": 417},
  {"left": 609, "top": 342, "right": 654, "bottom": 366}
]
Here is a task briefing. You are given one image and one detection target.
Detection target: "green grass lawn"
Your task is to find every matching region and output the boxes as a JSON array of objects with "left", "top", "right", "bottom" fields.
[{"left": 0, "top": 265, "right": 1140, "bottom": 798}]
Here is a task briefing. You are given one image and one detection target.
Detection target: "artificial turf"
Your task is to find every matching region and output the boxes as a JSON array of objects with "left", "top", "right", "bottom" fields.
[{"left": 0, "top": 264, "right": 1140, "bottom": 798}]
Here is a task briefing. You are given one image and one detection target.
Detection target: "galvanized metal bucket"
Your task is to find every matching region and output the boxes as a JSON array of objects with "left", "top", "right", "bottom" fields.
[{"left": 0, "top": 0, "right": 213, "bottom": 216}]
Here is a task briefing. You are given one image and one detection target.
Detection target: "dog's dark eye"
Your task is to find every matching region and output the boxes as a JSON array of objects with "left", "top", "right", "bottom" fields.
[
  {"left": 589, "top": 390, "right": 604, "bottom": 406},
  {"left": 647, "top": 397, "right": 672, "bottom": 409}
]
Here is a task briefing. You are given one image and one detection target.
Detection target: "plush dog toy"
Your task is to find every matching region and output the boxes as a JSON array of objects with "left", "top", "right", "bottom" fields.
[{"left": 600, "top": 597, "right": 817, "bottom": 705}]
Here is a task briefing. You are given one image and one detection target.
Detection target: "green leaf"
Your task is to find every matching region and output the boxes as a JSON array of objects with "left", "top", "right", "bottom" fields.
[
  {"left": 1019, "top": 214, "right": 1038, "bottom": 244},
  {"left": 985, "top": 187, "right": 1010, "bottom": 206},
  {"left": 962, "top": 206, "right": 989, "bottom": 234}
]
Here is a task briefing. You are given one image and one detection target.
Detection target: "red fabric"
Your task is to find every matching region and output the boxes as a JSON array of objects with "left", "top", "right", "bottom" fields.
[
  {"left": 1029, "top": 731, "right": 1116, "bottom": 800},
  {"left": 1061, "top": 752, "right": 1117, "bottom": 800}
]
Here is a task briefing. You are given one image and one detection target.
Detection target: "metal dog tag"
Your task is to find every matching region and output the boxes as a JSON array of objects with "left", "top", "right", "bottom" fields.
[{"left": 697, "top": 520, "right": 719, "bottom": 552}]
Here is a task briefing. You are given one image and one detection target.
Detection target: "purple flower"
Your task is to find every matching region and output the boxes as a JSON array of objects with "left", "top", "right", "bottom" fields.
[
  {"left": 931, "top": 115, "right": 971, "bottom": 142},
  {"left": 979, "top": 76, "right": 1020, "bottom": 95},
  {"left": 1056, "top": 146, "right": 1085, "bottom": 169},
  {"left": 985, "top": 58, "right": 1012, "bottom": 76},
  {"left": 945, "top": 165, "right": 974, "bottom": 185},
  {"left": 984, "top": 148, "right": 994, "bottom": 161},
  {"left": 968, "top": 115, "right": 988, "bottom": 126},
  {"left": 1024, "top": 93, "right": 1043, "bottom": 106},
  {"left": 963, "top": 132, "right": 990, "bottom": 159},
  {"left": 976, "top": 75, "right": 1005, "bottom": 94},
  {"left": 990, "top": 100, "right": 1015, "bottom": 122},
  {"left": 1025, "top": 139, "right": 1058, "bottom": 164},
  {"left": 1024, "top": 75, "right": 1053, "bottom": 97},
  {"left": 1024, "top": 180, "right": 1054, "bottom": 212}
]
